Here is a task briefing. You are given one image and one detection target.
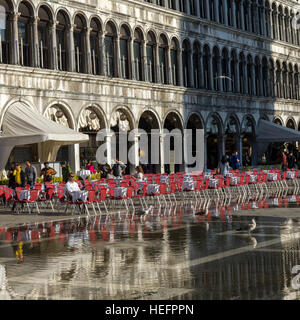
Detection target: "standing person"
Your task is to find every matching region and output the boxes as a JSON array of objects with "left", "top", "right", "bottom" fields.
[
  {"left": 13, "top": 163, "right": 25, "bottom": 188},
  {"left": 218, "top": 156, "right": 231, "bottom": 176},
  {"left": 281, "top": 151, "right": 288, "bottom": 171},
  {"left": 25, "top": 161, "right": 37, "bottom": 188},
  {"left": 231, "top": 151, "right": 240, "bottom": 170},
  {"left": 85, "top": 160, "right": 95, "bottom": 174},
  {"left": 287, "top": 151, "right": 296, "bottom": 169},
  {"left": 61, "top": 162, "right": 71, "bottom": 183},
  {"left": 8, "top": 162, "right": 16, "bottom": 189},
  {"left": 40, "top": 162, "right": 57, "bottom": 183},
  {"left": 112, "top": 159, "right": 126, "bottom": 179}
]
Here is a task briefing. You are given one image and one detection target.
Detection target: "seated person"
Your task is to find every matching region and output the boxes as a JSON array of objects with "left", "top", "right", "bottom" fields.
[
  {"left": 106, "top": 169, "right": 115, "bottom": 180},
  {"left": 64, "top": 173, "right": 81, "bottom": 200},
  {"left": 133, "top": 165, "right": 144, "bottom": 181}
]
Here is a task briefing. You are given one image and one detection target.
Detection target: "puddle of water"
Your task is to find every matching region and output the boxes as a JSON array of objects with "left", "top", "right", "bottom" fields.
[{"left": 1, "top": 195, "right": 300, "bottom": 300}]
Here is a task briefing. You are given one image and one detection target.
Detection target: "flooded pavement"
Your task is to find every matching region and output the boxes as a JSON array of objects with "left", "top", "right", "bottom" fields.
[{"left": 0, "top": 200, "right": 300, "bottom": 300}]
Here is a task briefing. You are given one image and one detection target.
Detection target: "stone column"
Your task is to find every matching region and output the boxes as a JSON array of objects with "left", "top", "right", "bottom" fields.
[
  {"left": 235, "top": 57, "right": 240, "bottom": 93},
  {"left": 155, "top": 44, "right": 160, "bottom": 83},
  {"left": 209, "top": 54, "right": 214, "bottom": 90},
  {"left": 67, "top": 23, "right": 76, "bottom": 72},
  {"left": 224, "top": 0, "right": 229, "bottom": 26},
  {"left": 32, "top": 16, "right": 39, "bottom": 67},
  {"left": 227, "top": 57, "right": 232, "bottom": 92},
  {"left": 248, "top": 0, "right": 253, "bottom": 32},
  {"left": 240, "top": 0, "right": 245, "bottom": 31},
  {"left": 141, "top": 40, "right": 147, "bottom": 81},
  {"left": 218, "top": 134, "right": 225, "bottom": 162},
  {"left": 194, "top": 0, "right": 200, "bottom": 17},
  {"left": 199, "top": 52, "right": 204, "bottom": 89},
  {"left": 167, "top": 46, "right": 172, "bottom": 84},
  {"left": 188, "top": 49, "right": 194, "bottom": 87},
  {"left": 12, "top": 12, "right": 20, "bottom": 65},
  {"left": 251, "top": 62, "right": 256, "bottom": 95},
  {"left": 214, "top": 0, "right": 219, "bottom": 23},
  {"left": 160, "top": 134, "right": 165, "bottom": 174},
  {"left": 49, "top": 20, "right": 58, "bottom": 70},
  {"left": 114, "top": 34, "right": 121, "bottom": 77},
  {"left": 129, "top": 37, "right": 135, "bottom": 80},
  {"left": 232, "top": 0, "right": 237, "bottom": 28},
  {"left": 69, "top": 144, "right": 80, "bottom": 173},
  {"left": 205, "top": 0, "right": 210, "bottom": 20},
  {"left": 85, "top": 27, "right": 92, "bottom": 74},
  {"left": 177, "top": 48, "right": 183, "bottom": 86},
  {"left": 244, "top": 60, "right": 248, "bottom": 94},
  {"left": 237, "top": 136, "right": 243, "bottom": 166},
  {"left": 258, "top": 62, "right": 263, "bottom": 96},
  {"left": 175, "top": 0, "right": 180, "bottom": 11},
  {"left": 218, "top": 56, "right": 223, "bottom": 92},
  {"left": 284, "top": 15, "right": 289, "bottom": 43},
  {"left": 99, "top": 32, "right": 105, "bottom": 76},
  {"left": 186, "top": 0, "right": 191, "bottom": 15},
  {"left": 261, "top": 2, "right": 266, "bottom": 36},
  {"left": 253, "top": 2, "right": 258, "bottom": 34}
]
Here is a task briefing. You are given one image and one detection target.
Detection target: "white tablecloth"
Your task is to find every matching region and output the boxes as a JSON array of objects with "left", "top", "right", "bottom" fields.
[
  {"left": 71, "top": 190, "right": 89, "bottom": 202},
  {"left": 114, "top": 187, "right": 127, "bottom": 198},
  {"left": 248, "top": 174, "right": 257, "bottom": 183},
  {"left": 19, "top": 190, "right": 30, "bottom": 201},
  {"left": 286, "top": 171, "right": 296, "bottom": 179},
  {"left": 182, "top": 181, "right": 195, "bottom": 191},
  {"left": 209, "top": 179, "right": 218, "bottom": 188},
  {"left": 147, "top": 184, "right": 160, "bottom": 195},
  {"left": 77, "top": 170, "right": 91, "bottom": 179},
  {"left": 160, "top": 176, "right": 169, "bottom": 183},
  {"left": 230, "top": 177, "right": 239, "bottom": 186},
  {"left": 267, "top": 173, "right": 277, "bottom": 181}
]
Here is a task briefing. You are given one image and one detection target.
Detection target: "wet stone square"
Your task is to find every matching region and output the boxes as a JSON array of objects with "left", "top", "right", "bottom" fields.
[{"left": 0, "top": 200, "right": 300, "bottom": 300}]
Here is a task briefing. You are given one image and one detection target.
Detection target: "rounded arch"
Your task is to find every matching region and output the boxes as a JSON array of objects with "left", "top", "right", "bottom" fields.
[
  {"left": 72, "top": 10, "right": 88, "bottom": 26},
  {"left": 104, "top": 18, "right": 118, "bottom": 35},
  {"left": 286, "top": 117, "right": 296, "bottom": 129},
  {"left": 110, "top": 105, "right": 135, "bottom": 130},
  {"left": 0, "top": 0, "right": 14, "bottom": 12},
  {"left": 43, "top": 101, "right": 76, "bottom": 130},
  {"left": 119, "top": 22, "right": 133, "bottom": 38},
  {"left": 89, "top": 15, "right": 104, "bottom": 32},
  {"left": 205, "top": 112, "right": 223, "bottom": 134},
  {"left": 163, "top": 110, "right": 184, "bottom": 131},
  {"left": 136, "top": 107, "right": 161, "bottom": 131},
  {"left": 145, "top": 28, "right": 158, "bottom": 44},
  {"left": 273, "top": 116, "right": 283, "bottom": 126},
  {"left": 36, "top": 2, "right": 55, "bottom": 18},
  {"left": 77, "top": 103, "right": 108, "bottom": 130},
  {"left": 133, "top": 26, "right": 145, "bottom": 41},
  {"left": 17, "top": 0, "right": 35, "bottom": 14},
  {"left": 54, "top": 7, "right": 72, "bottom": 24},
  {"left": 224, "top": 113, "right": 241, "bottom": 135},
  {"left": 186, "top": 112, "right": 204, "bottom": 129}
]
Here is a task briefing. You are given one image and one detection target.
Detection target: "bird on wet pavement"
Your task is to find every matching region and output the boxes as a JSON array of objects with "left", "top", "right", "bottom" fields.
[
  {"left": 136, "top": 205, "right": 153, "bottom": 216},
  {"left": 236, "top": 218, "right": 256, "bottom": 234}
]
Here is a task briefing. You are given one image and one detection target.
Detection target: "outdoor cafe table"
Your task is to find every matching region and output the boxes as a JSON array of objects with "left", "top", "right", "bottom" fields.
[
  {"left": 147, "top": 184, "right": 160, "bottom": 195},
  {"left": 267, "top": 173, "right": 278, "bottom": 181},
  {"left": 77, "top": 170, "right": 91, "bottom": 180},
  {"left": 286, "top": 171, "right": 296, "bottom": 179},
  {"left": 70, "top": 190, "right": 89, "bottom": 202},
  {"left": 181, "top": 180, "right": 195, "bottom": 191},
  {"left": 114, "top": 187, "right": 127, "bottom": 198},
  {"left": 208, "top": 179, "right": 218, "bottom": 188}
]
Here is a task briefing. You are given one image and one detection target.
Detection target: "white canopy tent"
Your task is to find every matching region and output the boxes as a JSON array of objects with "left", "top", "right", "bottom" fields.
[{"left": 0, "top": 102, "right": 89, "bottom": 169}]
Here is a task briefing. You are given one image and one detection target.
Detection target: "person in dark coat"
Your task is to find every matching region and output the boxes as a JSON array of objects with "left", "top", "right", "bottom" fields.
[{"left": 8, "top": 162, "right": 16, "bottom": 189}]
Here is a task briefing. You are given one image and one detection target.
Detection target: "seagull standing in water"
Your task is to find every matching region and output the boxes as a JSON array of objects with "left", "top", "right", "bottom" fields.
[
  {"left": 236, "top": 218, "right": 257, "bottom": 234},
  {"left": 136, "top": 205, "right": 153, "bottom": 217}
]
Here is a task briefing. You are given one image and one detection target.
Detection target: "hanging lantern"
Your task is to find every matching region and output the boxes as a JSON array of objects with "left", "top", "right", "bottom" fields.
[
  {"left": 89, "top": 111, "right": 97, "bottom": 120},
  {"left": 55, "top": 109, "right": 64, "bottom": 118}
]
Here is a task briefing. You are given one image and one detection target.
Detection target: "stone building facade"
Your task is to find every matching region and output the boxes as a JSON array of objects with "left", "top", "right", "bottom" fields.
[{"left": 0, "top": 0, "right": 300, "bottom": 172}]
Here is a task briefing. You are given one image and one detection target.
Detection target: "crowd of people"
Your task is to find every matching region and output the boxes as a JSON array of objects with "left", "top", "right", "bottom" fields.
[{"left": 4, "top": 158, "right": 145, "bottom": 191}]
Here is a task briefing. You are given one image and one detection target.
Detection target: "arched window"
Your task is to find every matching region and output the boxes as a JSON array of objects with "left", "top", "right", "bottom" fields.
[
  {"left": 221, "top": 48, "right": 229, "bottom": 92},
  {"left": 38, "top": 6, "right": 52, "bottom": 69},
  {"left": 170, "top": 38, "right": 179, "bottom": 86},
  {"left": 182, "top": 40, "right": 189, "bottom": 87},
  {"left": 203, "top": 45, "right": 211, "bottom": 90},
  {"left": 90, "top": 18, "right": 102, "bottom": 75},
  {"left": 284, "top": 8, "right": 289, "bottom": 43},
  {"left": 268, "top": 59, "right": 275, "bottom": 97},
  {"left": 247, "top": 55, "right": 253, "bottom": 95},
  {"left": 258, "top": 0, "right": 263, "bottom": 35},
  {"left": 146, "top": 31, "right": 156, "bottom": 83},
  {"left": 193, "top": 42, "right": 200, "bottom": 88},
  {"left": 74, "top": 14, "right": 87, "bottom": 73},
  {"left": 159, "top": 34, "right": 168, "bottom": 84},
  {"left": 212, "top": 47, "right": 220, "bottom": 91},
  {"left": 239, "top": 52, "right": 246, "bottom": 94},
  {"left": 133, "top": 28, "right": 143, "bottom": 81},
  {"left": 255, "top": 56, "right": 261, "bottom": 96},
  {"left": 105, "top": 21, "right": 117, "bottom": 77},
  {"left": 262, "top": 57, "right": 269, "bottom": 97},
  {"left": 120, "top": 25, "right": 131, "bottom": 79},
  {"left": 56, "top": 10, "right": 69, "bottom": 71},
  {"left": 0, "top": 0, "right": 13, "bottom": 64},
  {"left": 275, "top": 61, "right": 281, "bottom": 97},
  {"left": 230, "top": 50, "right": 237, "bottom": 92},
  {"left": 18, "top": 1, "right": 34, "bottom": 67}
]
